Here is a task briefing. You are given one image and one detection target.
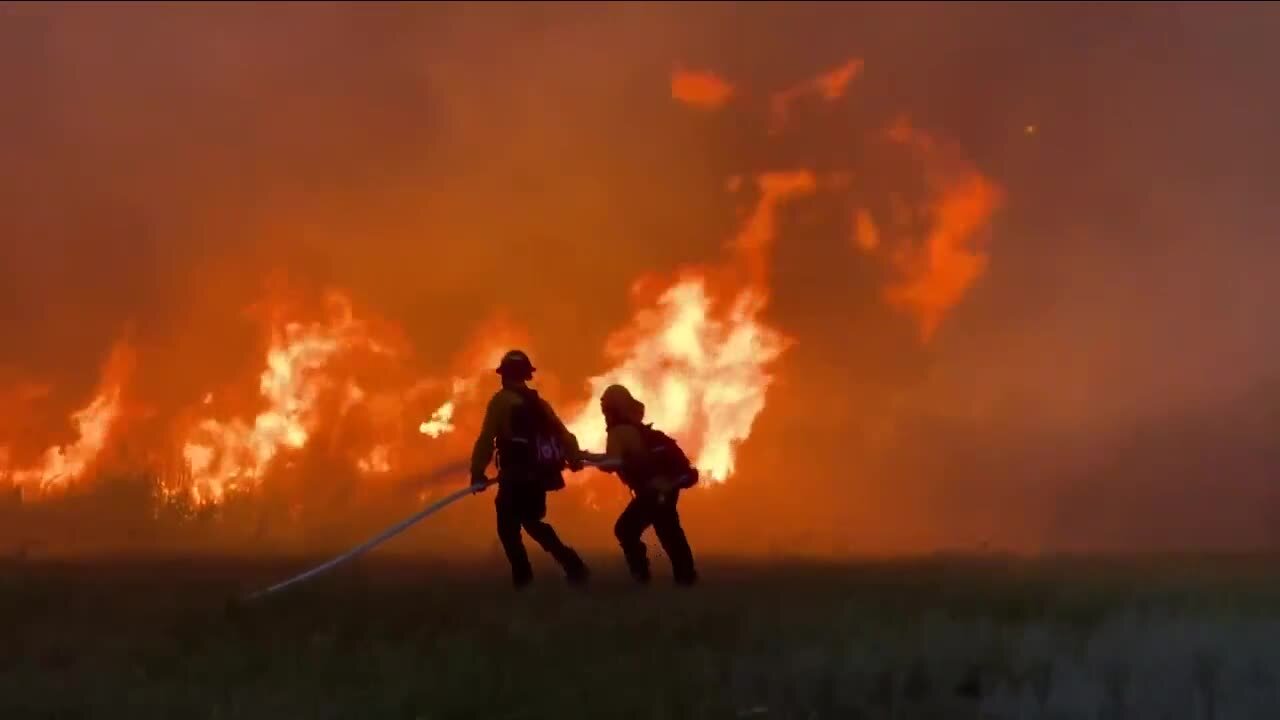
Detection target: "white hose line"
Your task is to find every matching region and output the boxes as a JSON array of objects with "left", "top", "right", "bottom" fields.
[
  {"left": 242, "top": 460, "right": 478, "bottom": 603},
  {"left": 239, "top": 457, "right": 617, "bottom": 603}
]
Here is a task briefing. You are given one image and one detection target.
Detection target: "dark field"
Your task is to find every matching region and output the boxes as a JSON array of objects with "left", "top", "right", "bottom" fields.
[{"left": 4, "top": 554, "right": 1280, "bottom": 719}]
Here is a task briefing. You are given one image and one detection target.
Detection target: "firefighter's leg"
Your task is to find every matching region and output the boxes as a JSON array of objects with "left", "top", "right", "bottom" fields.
[
  {"left": 518, "top": 488, "right": 589, "bottom": 583},
  {"left": 495, "top": 483, "right": 533, "bottom": 587},
  {"left": 614, "top": 495, "right": 653, "bottom": 583},
  {"left": 652, "top": 492, "right": 698, "bottom": 586}
]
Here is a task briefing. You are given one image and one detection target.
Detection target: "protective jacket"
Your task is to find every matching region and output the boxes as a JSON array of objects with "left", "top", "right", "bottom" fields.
[{"left": 471, "top": 384, "right": 581, "bottom": 491}]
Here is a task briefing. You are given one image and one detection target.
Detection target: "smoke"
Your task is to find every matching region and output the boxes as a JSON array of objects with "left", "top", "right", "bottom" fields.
[{"left": 3, "top": 2, "right": 1280, "bottom": 556}]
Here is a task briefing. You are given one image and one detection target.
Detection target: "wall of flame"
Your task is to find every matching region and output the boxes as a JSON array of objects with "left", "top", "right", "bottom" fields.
[{"left": 6, "top": 4, "right": 1276, "bottom": 556}]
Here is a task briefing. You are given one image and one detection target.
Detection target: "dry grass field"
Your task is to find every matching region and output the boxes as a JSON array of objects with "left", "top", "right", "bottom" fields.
[{"left": 3, "top": 554, "right": 1280, "bottom": 719}]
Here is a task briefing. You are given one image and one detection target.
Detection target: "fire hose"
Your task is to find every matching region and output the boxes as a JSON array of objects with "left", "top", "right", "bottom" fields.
[{"left": 240, "top": 457, "right": 609, "bottom": 603}]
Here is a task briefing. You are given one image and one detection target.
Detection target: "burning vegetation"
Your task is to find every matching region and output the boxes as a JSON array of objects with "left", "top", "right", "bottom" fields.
[{"left": 0, "top": 52, "right": 1001, "bottom": 553}]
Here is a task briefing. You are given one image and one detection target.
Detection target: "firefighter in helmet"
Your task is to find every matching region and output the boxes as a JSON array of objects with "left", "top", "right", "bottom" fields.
[
  {"left": 470, "top": 350, "right": 589, "bottom": 588},
  {"left": 587, "top": 384, "right": 698, "bottom": 586}
]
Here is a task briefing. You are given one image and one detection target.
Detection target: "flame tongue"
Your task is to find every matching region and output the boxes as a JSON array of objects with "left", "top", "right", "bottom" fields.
[
  {"left": 1, "top": 341, "right": 133, "bottom": 493},
  {"left": 179, "top": 293, "right": 399, "bottom": 504},
  {"left": 566, "top": 172, "right": 812, "bottom": 483},
  {"left": 858, "top": 117, "right": 1005, "bottom": 342},
  {"left": 9, "top": 384, "right": 124, "bottom": 491},
  {"left": 418, "top": 378, "right": 477, "bottom": 439},
  {"left": 568, "top": 280, "right": 789, "bottom": 483},
  {"left": 414, "top": 316, "right": 525, "bottom": 442}
]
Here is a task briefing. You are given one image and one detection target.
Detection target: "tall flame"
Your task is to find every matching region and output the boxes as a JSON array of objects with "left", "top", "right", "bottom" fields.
[
  {"left": 179, "top": 292, "right": 396, "bottom": 503},
  {"left": 566, "top": 172, "right": 813, "bottom": 482},
  {"left": 1, "top": 341, "right": 133, "bottom": 493},
  {"left": 567, "top": 279, "right": 789, "bottom": 483}
]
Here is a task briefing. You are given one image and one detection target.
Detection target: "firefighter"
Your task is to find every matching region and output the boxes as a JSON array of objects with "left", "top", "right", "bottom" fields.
[
  {"left": 470, "top": 350, "right": 589, "bottom": 588},
  {"left": 587, "top": 384, "right": 699, "bottom": 586}
]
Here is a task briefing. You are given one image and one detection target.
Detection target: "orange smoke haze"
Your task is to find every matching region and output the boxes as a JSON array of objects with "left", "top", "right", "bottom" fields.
[{"left": 5, "top": 4, "right": 1275, "bottom": 557}]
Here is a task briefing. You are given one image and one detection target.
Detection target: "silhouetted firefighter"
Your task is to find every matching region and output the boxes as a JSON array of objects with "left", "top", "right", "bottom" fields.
[
  {"left": 471, "top": 350, "right": 589, "bottom": 588},
  {"left": 588, "top": 384, "right": 699, "bottom": 586}
]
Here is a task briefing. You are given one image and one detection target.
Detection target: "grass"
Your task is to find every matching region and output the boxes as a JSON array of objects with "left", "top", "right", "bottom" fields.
[{"left": 3, "top": 554, "right": 1280, "bottom": 719}]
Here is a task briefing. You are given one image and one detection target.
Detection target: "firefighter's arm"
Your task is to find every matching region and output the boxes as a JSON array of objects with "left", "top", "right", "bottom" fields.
[
  {"left": 469, "top": 394, "right": 507, "bottom": 484},
  {"left": 581, "top": 453, "right": 618, "bottom": 470},
  {"left": 586, "top": 431, "right": 625, "bottom": 473},
  {"left": 589, "top": 427, "right": 643, "bottom": 474}
]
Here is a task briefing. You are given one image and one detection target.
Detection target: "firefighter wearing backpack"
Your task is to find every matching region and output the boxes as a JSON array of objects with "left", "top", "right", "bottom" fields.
[
  {"left": 471, "top": 350, "right": 590, "bottom": 589},
  {"left": 590, "top": 384, "right": 699, "bottom": 586}
]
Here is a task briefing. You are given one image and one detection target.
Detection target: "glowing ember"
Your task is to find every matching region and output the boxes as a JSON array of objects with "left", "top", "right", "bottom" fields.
[
  {"left": 357, "top": 444, "right": 392, "bottom": 475},
  {"left": 418, "top": 401, "right": 455, "bottom": 438},
  {"left": 418, "top": 379, "right": 470, "bottom": 440}
]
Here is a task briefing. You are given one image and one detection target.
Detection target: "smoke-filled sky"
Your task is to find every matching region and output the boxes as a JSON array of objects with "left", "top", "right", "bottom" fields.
[{"left": 2, "top": 2, "right": 1279, "bottom": 554}]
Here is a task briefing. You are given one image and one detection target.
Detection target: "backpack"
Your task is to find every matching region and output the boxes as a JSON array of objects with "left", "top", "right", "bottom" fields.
[
  {"left": 497, "top": 387, "right": 568, "bottom": 491},
  {"left": 636, "top": 424, "right": 699, "bottom": 491}
]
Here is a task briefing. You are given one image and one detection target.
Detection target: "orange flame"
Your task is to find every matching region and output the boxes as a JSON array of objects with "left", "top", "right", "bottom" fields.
[
  {"left": 883, "top": 174, "right": 1000, "bottom": 341},
  {"left": 853, "top": 208, "right": 881, "bottom": 252},
  {"left": 0, "top": 53, "right": 1005, "bottom": 519},
  {"left": 770, "top": 58, "right": 864, "bottom": 132},
  {"left": 418, "top": 378, "right": 474, "bottom": 439},
  {"left": 671, "top": 68, "right": 734, "bottom": 111},
  {"left": 566, "top": 172, "right": 812, "bottom": 483},
  {"left": 356, "top": 443, "right": 392, "bottom": 475},
  {"left": 731, "top": 171, "right": 819, "bottom": 288},
  {"left": 416, "top": 313, "right": 526, "bottom": 442},
  {"left": 179, "top": 292, "right": 399, "bottom": 503},
  {"left": 418, "top": 400, "right": 457, "bottom": 439},
  {"left": 566, "top": 279, "right": 789, "bottom": 483},
  {"left": 1, "top": 341, "right": 134, "bottom": 493},
  {"left": 868, "top": 117, "right": 1005, "bottom": 341}
]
